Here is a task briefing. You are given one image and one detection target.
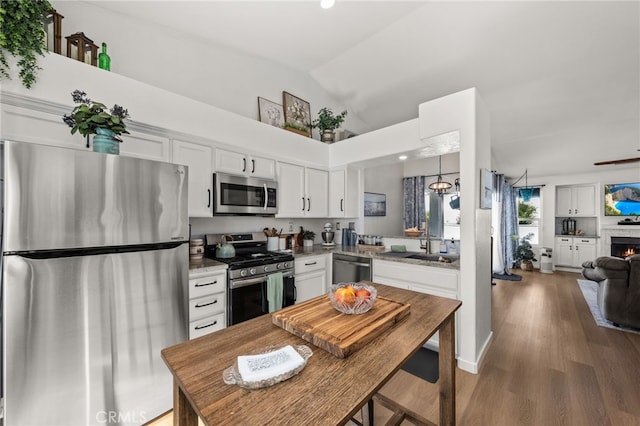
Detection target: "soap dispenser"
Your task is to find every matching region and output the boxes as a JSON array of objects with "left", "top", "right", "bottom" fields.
[{"left": 439, "top": 239, "right": 448, "bottom": 254}]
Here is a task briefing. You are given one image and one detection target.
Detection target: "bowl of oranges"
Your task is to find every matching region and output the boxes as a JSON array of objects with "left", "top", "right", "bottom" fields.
[{"left": 329, "top": 282, "right": 377, "bottom": 314}]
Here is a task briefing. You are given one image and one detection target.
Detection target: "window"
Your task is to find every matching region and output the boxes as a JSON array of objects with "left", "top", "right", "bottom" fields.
[{"left": 517, "top": 188, "right": 540, "bottom": 245}]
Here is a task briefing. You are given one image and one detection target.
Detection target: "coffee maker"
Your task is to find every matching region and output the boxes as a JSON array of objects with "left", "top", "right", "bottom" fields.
[{"left": 321, "top": 222, "right": 335, "bottom": 246}]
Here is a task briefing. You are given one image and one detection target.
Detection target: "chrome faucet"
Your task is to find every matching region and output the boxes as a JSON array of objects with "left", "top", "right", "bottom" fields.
[{"left": 420, "top": 235, "right": 432, "bottom": 254}]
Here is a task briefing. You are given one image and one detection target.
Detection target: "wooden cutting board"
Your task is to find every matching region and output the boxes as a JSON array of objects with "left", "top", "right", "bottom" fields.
[{"left": 272, "top": 295, "right": 411, "bottom": 358}]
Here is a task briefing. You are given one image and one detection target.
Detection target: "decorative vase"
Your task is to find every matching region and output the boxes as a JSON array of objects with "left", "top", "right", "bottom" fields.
[
  {"left": 321, "top": 130, "right": 335, "bottom": 144},
  {"left": 93, "top": 128, "right": 120, "bottom": 155}
]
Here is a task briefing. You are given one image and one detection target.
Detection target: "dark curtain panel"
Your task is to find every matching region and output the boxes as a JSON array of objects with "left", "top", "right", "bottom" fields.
[{"left": 403, "top": 176, "right": 426, "bottom": 229}]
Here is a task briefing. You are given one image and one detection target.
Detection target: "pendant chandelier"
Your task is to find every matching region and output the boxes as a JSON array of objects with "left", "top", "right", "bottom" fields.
[{"left": 428, "top": 155, "right": 452, "bottom": 196}]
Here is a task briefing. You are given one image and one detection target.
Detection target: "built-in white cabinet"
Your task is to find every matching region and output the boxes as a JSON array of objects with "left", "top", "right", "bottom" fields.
[
  {"left": 294, "top": 255, "right": 329, "bottom": 303},
  {"left": 277, "top": 162, "right": 328, "bottom": 218},
  {"left": 372, "top": 259, "right": 459, "bottom": 351},
  {"left": 555, "top": 236, "right": 597, "bottom": 268},
  {"left": 1, "top": 104, "right": 170, "bottom": 162},
  {"left": 214, "top": 148, "right": 276, "bottom": 179},
  {"left": 188, "top": 267, "right": 227, "bottom": 340},
  {"left": 172, "top": 140, "right": 214, "bottom": 217},
  {"left": 556, "top": 184, "right": 597, "bottom": 217},
  {"left": 329, "top": 167, "right": 360, "bottom": 218}
]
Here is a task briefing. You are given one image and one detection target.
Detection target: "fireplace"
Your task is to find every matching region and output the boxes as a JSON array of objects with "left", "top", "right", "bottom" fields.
[{"left": 611, "top": 236, "right": 640, "bottom": 258}]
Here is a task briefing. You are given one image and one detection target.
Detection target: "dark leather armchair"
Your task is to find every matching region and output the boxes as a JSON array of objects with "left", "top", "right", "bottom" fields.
[{"left": 582, "top": 254, "right": 640, "bottom": 329}]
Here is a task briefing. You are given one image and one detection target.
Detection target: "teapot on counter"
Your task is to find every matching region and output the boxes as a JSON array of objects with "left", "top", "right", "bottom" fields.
[{"left": 216, "top": 234, "right": 236, "bottom": 259}]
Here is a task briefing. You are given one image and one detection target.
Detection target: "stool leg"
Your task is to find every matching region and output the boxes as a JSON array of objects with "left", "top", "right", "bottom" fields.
[{"left": 361, "top": 399, "right": 374, "bottom": 426}]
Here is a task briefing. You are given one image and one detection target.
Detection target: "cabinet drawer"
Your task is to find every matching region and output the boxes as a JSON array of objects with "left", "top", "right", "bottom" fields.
[
  {"left": 189, "top": 312, "right": 225, "bottom": 339},
  {"left": 189, "top": 292, "right": 225, "bottom": 321},
  {"left": 295, "top": 255, "right": 327, "bottom": 274},
  {"left": 575, "top": 238, "right": 596, "bottom": 245},
  {"left": 189, "top": 272, "right": 226, "bottom": 299}
]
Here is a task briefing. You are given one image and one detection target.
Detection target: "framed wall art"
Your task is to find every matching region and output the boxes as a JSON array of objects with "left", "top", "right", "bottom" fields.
[
  {"left": 480, "top": 168, "right": 493, "bottom": 209},
  {"left": 282, "top": 91, "right": 311, "bottom": 137},
  {"left": 258, "top": 97, "right": 284, "bottom": 128},
  {"left": 364, "top": 192, "right": 387, "bottom": 216}
]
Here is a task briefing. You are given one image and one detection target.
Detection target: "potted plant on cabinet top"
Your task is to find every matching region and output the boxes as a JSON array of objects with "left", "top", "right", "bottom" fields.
[
  {"left": 302, "top": 230, "right": 316, "bottom": 248},
  {"left": 62, "top": 90, "right": 130, "bottom": 155},
  {"left": 514, "top": 233, "right": 537, "bottom": 271},
  {"left": 311, "top": 107, "right": 347, "bottom": 143}
]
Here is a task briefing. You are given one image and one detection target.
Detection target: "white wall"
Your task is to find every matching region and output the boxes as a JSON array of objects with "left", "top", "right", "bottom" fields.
[
  {"left": 363, "top": 162, "right": 404, "bottom": 236},
  {"left": 49, "top": 1, "right": 369, "bottom": 138}
]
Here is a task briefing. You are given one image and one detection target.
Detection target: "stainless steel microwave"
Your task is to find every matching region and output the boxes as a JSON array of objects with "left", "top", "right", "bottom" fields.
[{"left": 213, "top": 173, "right": 277, "bottom": 215}]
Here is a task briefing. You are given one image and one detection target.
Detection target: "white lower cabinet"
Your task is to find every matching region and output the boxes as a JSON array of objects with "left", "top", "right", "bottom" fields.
[
  {"left": 555, "top": 236, "right": 597, "bottom": 268},
  {"left": 188, "top": 267, "right": 227, "bottom": 339},
  {"left": 294, "top": 255, "right": 328, "bottom": 303},
  {"left": 373, "top": 259, "right": 459, "bottom": 351}
]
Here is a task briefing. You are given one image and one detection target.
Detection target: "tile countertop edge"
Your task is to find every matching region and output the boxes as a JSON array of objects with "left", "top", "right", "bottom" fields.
[{"left": 291, "top": 245, "right": 460, "bottom": 270}]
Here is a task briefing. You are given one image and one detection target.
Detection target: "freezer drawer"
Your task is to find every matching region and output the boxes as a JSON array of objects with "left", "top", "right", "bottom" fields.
[{"left": 3, "top": 244, "right": 188, "bottom": 426}]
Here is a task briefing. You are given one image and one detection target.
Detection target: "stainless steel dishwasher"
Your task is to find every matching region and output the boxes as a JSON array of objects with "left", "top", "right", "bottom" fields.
[{"left": 332, "top": 253, "right": 372, "bottom": 283}]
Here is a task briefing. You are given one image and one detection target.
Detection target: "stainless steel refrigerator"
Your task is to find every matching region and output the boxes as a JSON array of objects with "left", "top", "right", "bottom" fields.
[{"left": 1, "top": 141, "right": 189, "bottom": 425}]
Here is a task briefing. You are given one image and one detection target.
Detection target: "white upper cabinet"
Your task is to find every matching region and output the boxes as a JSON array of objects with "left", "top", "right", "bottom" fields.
[
  {"left": 120, "top": 131, "right": 170, "bottom": 162},
  {"left": 172, "top": 140, "right": 214, "bottom": 217},
  {"left": 277, "top": 162, "right": 328, "bottom": 218},
  {"left": 556, "top": 184, "right": 596, "bottom": 217},
  {"left": 214, "top": 148, "right": 276, "bottom": 180},
  {"left": 329, "top": 167, "right": 360, "bottom": 218}
]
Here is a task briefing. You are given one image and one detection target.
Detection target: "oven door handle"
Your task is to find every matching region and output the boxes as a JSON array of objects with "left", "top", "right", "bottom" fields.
[{"left": 231, "top": 271, "right": 294, "bottom": 289}]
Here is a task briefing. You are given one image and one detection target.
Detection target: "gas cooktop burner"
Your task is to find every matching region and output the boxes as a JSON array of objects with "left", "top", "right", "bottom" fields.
[{"left": 203, "top": 232, "right": 293, "bottom": 269}]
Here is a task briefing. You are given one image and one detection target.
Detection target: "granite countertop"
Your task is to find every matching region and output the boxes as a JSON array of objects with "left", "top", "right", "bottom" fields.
[
  {"left": 292, "top": 244, "right": 460, "bottom": 270},
  {"left": 188, "top": 257, "right": 228, "bottom": 272}
]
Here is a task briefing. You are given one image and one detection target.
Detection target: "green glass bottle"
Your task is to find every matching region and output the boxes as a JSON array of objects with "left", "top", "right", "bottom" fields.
[{"left": 98, "top": 42, "right": 110, "bottom": 71}]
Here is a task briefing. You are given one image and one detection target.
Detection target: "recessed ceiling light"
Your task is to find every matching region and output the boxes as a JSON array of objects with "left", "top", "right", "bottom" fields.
[
  {"left": 398, "top": 155, "right": 408, "bottom": 160},
  {"left": 320, "top": 0, "right": 335, "bottom": 9}
]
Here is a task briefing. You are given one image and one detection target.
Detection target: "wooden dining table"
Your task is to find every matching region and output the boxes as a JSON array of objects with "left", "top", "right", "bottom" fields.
[{"left": 161, "top": 283, "right": 461, "bottom": 426}]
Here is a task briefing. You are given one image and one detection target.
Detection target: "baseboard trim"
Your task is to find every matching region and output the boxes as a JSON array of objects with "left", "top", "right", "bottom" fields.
[{"left": 456, "top": 331, "right": 494, "bottom": 374}]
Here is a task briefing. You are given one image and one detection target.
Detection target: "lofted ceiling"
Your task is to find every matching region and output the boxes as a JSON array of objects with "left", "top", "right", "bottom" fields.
[{"left": 91, "top": 0, "right": 640, "bottom": 181}]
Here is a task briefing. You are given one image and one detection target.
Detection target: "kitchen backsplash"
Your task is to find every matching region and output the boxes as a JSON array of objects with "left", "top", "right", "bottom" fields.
[{"left": 189, "top": 217, "right": 339, "bottom": 243}]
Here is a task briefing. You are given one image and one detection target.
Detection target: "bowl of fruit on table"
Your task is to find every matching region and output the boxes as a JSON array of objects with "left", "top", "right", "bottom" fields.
[{"left": 329, "top": 282, "right": 377, "bottom": 314}]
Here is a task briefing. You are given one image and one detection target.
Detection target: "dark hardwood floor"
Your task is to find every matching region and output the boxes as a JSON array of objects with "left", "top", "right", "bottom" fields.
[{"left": 375, "top": 270, "right": 640, "bottom": 425}]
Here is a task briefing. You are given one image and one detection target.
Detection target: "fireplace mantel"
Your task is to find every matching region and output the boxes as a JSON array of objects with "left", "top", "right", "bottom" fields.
[{"left": 601, "top": 226, "right": 640, "bottom": 257}]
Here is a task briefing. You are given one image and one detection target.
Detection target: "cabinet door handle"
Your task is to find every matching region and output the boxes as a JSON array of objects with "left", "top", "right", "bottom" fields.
[
  {"left": 305, "top": 261, "right": 317, "bottom": 266},
  {"left": 575, "top": 209, "right": 578, "bottom": 214},
  {"left": 301, "top": 197, "right": 305, "bottom": 211},
  {"left": 341, "top": 199, "right": 344, "bottom": 212},
  {"left": 195, "top": 280, "right": 217, "bottom": 287},
  {"left": 242, "top": 158, "right": 246, "bottom": 172},
  {"left": 195, "top": 299, "right": 218, "bottom": 308},
  {"left": 307, "top": 197, "right": 311, "bottom": 212},
  {"left": 251, "top": 159, "right": 255, "bottom": 173},
  {"left": 194, "top": 320, "right": 217, "bottom": 330},
  {"left": 207, "top": 189, "right": 211, "bottom": 208}
]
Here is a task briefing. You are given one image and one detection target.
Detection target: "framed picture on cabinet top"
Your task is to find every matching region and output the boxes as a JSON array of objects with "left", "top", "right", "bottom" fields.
[
  {"left": 258, "top": 97, "right": 284, "bottom": 128},
  {"left": 282, "top": 91, "right": 311, "bottom": 137}
]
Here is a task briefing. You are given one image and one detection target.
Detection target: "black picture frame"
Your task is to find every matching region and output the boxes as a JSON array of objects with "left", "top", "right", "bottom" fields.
[{"left": 364, "top": 192, "right": 386, "bottom": 216}]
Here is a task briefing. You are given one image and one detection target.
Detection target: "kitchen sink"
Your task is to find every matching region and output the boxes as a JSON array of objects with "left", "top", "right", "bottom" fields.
[{"left": 405, "top": 253, "right": 457, "bottom": 262}]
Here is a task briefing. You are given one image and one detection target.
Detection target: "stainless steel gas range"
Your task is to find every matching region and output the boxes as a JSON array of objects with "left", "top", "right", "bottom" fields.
[{"left": 204, "top": 233, "right": 295, "bottom": 326}]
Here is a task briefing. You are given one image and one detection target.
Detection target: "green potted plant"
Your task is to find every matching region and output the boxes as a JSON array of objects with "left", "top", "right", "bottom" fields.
[
  {"left": 311, "top": 107, "right": 347, "bottom": 143},
  {"left": 514, "top": 233, "right": 537, "bottom": 271},
  {"left": 302, "top": 230, "right": 316, "bottom": 247},
  {"left": 0, "top": 0, "right": 53, "bottom": 88},
  {"left": 62, "top": 90, "right": 130, "bottom": 154}
]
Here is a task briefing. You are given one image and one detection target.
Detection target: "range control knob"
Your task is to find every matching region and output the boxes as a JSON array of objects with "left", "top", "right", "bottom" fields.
[
  {"left": 276, "top": 263, "right": 283, "bottom": 270},
  {"left": 249, "top": 268, "right": 256, "bottom": 276},
  {"left": 284, "top": 262, "right": 291, "bottom": 269},
  {"left": 240, "top": 269, "right": 247, "bottom": 277},
  {"left": 264, "top": 265, "right": 271, "bottom": 273}
]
